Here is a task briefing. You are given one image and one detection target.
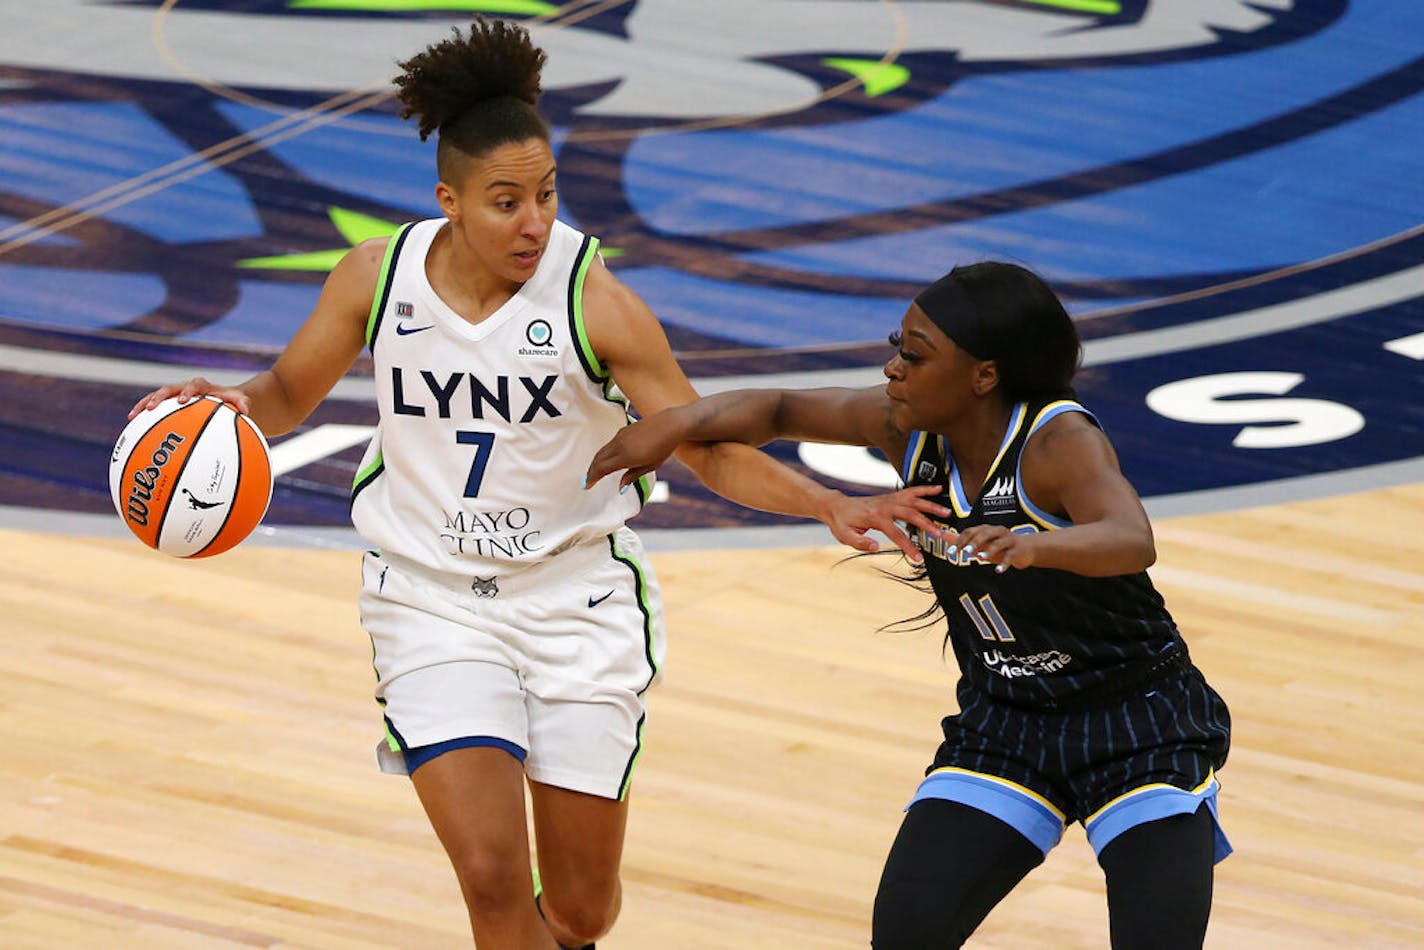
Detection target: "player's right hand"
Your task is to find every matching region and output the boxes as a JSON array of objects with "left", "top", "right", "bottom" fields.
[{"left": 129, "top": 377, "right": 252, "bottom": 419}]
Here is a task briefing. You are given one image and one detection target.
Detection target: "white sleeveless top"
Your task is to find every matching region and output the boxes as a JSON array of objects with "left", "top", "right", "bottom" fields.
[{"left": 349, "top": 218, "right": 650, "bottom": 577}]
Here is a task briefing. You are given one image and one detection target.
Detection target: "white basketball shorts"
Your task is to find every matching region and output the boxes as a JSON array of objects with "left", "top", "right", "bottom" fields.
[{"left": 358, "top": 526, "right": 667, "bottom": 800}]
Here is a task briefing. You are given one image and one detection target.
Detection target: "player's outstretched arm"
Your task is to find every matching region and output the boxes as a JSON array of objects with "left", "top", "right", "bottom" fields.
[{"left": 582, "top": 262, "right": 946, "bottom": 557}]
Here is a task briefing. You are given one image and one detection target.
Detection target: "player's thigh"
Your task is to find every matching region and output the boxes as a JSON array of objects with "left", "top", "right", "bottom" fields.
[
  {"left": 519, "top": 537, "right": 663, "bottom": 800},
  {"left": 411, "top": 746, "right": 533, "bottom": 887},
  {"left": 528, "top": 778, "right": 629, "bottom": 905},
  {"left": 1098, "top": 805, "right": 1216, "bottom": 950},
  {"left": 874, "top": 799, "right": 1044, "bottom": 949}
]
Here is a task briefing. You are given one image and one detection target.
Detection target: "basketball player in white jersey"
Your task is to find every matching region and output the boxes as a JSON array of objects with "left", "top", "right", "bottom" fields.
[{"left": 131, "top": 17, "right": 943, "bottom": 950}]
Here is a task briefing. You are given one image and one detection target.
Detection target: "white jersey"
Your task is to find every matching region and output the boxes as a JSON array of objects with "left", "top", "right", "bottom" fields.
[{"left": 350, "top": 217, "right": 650, "bottom": 578}]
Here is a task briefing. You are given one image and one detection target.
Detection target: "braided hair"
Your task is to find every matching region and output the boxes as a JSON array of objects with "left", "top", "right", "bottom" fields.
[{"left": 394, "top": 17, "right": 551, "bottom": 182}]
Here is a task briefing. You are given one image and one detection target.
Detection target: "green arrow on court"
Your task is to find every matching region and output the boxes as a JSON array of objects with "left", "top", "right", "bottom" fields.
[
  {"left": 821, "top": 58, "right": 911, "bottom": 98},
  {"left": 1019, "top": 0, "right": 1121, "bottom": 14},
  {"left": 239, "top": 207, "right": 401, "bottom": 272}
]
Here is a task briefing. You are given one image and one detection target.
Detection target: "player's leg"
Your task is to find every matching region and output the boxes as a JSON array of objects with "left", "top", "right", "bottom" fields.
[
  {"left": 518, "top": 528, "right": 665, "bottom": 948},
  {"left": 519, "top": 693, "right": 639, "bottom": 948},
  {"left": 1078, "top": 663, "right": 1232, "bottom": 949},
  {"left": 874, "top": 686, "right": 1067, "bottom": 948},
  {"left": 872, "top": 798, "right": 1044, "bottom": 948},
  {"left": 1098, "top": 803, "right": 1216, "bottom": 949},
  {"left": 528, "top": 780, "right": 628, "bottom": 948},
  {"left": 410, "top": 746, "right": 554, "bottom": 947}
]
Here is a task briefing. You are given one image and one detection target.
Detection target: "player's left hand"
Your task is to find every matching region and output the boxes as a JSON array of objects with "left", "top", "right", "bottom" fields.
[
  {"left": 818, "top": 485, "right": 949, "bottom": 562},
  {"left": 585, "top": 411, "right": 687, "bottom": 491},
  {"left": 951, "top": 524, "right": 1040, "bottom": 573}
]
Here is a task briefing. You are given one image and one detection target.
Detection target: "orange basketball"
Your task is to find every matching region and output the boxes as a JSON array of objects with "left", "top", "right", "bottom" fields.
[{"left": 108, "top": 395, "right": 273, "bottom": 558}]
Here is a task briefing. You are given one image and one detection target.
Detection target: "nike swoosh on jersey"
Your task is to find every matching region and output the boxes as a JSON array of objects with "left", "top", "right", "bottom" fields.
[
  {"left": 588, "top": 590, "right": 615, "bottom": 608},
  {"left": 395, "top": 323, "right": 434, "bottom": 335}
]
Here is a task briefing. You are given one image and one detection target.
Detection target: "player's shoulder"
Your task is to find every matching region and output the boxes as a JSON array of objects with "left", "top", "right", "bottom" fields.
[
  {"left": 339, "top": 236, "right": 395, "bottom": 279},
  {"left": 1025, "top": 400, "right": 1101, "bottom": 445},
  {"left": 1024, "top": 401, "right": 1119, "bottom": 471},
  {"left": 581, "top": 252, "right": 657, "bottom": 330}
]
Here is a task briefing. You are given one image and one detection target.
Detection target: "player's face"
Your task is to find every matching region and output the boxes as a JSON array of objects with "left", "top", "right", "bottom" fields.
[
  {"left": 883, "top": 303, "right": 988, "bottom": 432},
  {"left": 440, "top": 138, "right": 559, "bottom": 285}
]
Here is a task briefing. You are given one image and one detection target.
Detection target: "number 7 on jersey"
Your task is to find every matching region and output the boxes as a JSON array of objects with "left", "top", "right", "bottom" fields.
[{"left": 456, "top": 431, "right": 496, "bottom": 497}]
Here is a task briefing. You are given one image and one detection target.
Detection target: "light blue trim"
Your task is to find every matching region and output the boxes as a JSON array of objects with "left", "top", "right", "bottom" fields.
[
  {"left": 901, "top": 430, "right": 930, "bottom": 484},
  {"left": 1085, "top": 779, "right": 1232, "bottom": 863},
  {"left": 910, "top": 769, "right": 1066, "bottom": 856},
  {"left": 947, "top": 404, "right": 1028, "bottom": 517},
  {"left": 1016, "top": 401, "right": 1094, "bottom": 529},
  {"left": 947, "top": 457, "right": 972, "bottom": 516}
]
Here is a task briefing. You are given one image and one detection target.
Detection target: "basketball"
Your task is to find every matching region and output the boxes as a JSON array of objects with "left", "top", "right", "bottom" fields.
[{"left": 108, "top": 395, "right": 273, "bottom": 558}]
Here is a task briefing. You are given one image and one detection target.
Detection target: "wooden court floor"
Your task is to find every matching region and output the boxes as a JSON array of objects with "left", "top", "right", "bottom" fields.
[{"left": 2, "top": 484, "right": 1422, "bottom": 948}]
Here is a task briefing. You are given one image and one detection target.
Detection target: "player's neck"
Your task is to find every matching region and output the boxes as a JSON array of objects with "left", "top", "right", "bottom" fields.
[
  {"left": 428, "top": 225, "right": 521, "bottom": 323},
  {"left": 939, "top": 399, "right": 1014, "bottom": 490}
]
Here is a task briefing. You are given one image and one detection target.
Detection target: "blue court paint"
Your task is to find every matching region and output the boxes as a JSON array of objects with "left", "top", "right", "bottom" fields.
[
  {"left": 0, "top": 101, "right": 261, "bottom": 243},
  {"left": 0, "top": 0, "right": 1419, "bottom": 534},
  {"left": 615, "top": 266, "right": 906, "bottom": 348},
  {"left": 0, "top": 265, "right": 166, "bottom": 331},
  {"left": 183, "top": 280, "right": 324, "bottom": 347}
]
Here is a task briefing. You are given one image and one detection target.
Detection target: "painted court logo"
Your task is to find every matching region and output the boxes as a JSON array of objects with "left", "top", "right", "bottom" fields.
[{"left": 1, "top": 0, "right": 1418, "bottom": 535}]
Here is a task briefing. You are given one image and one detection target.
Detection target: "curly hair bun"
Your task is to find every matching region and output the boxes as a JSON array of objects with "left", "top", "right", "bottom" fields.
[{"left": 394, "top": 17, "right": 547, "bottom": 142}]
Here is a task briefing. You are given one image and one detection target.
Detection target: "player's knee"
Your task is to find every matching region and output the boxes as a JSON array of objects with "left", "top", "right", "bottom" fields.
[
  {"left": 448, "top": 850, "right": 527, "bottom": 917},
  {"left": 872, "top": 879, "right": 971, "bottom": 949},
  {"left": 540, "top": 890, "right": 618, "bottom": 946}
]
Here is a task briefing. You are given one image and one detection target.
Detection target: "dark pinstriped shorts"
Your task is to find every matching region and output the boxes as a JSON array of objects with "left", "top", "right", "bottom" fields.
[{"left": 910, "top": 656, "right": 1232, "bottom": 859}]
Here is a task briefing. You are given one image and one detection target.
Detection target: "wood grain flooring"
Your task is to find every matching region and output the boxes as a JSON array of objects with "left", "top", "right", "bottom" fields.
[{"left": 2, "top": 484, "right": 1422, "bottom": 948}]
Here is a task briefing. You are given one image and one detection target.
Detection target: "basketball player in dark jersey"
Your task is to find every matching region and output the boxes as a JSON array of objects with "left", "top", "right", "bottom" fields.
[{"left": 587, "top": 262, "right": 1232, "bottom": 948}]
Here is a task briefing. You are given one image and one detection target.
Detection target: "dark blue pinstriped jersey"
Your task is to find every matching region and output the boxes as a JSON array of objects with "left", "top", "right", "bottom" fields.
[{"left": 903, "top": 399, "right": 1184, "bottom": 709}]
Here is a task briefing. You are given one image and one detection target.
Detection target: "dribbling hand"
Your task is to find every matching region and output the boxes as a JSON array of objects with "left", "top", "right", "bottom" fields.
[{"left": 129, "top": 377, "right": 251, "bottom": 419}]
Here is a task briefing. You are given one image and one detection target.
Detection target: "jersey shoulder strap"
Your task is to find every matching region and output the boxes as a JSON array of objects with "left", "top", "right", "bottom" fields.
[{"left": 364, "top": 222, "right": 417, "bottom": 355}]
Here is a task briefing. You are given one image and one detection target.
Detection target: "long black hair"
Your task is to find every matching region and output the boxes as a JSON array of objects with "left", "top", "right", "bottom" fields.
[{"left": 393, "top": 17, "right": 551, "bottom": 181}]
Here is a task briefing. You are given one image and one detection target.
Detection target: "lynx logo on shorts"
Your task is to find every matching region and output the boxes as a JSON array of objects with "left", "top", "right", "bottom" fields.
[{"left": 471, "top": 576, "right": 498, "bottom": 598}]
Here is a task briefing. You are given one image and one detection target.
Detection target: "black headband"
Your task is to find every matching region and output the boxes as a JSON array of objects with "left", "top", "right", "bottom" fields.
[{"left": 914, "top": 273, "right": 990, "bottom": 359}]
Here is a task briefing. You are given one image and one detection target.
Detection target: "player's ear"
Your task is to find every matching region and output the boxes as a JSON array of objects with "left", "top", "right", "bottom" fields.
[
  {"left": 435, "top": 181, "right": 458, "bottom": 221},
  {"left": 972, "top": 359, "right": 1000, "bottom": 396}
]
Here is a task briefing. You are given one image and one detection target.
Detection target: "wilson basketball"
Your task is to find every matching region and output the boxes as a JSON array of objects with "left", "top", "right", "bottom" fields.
[{"left": 108, "top": 395, "right": 273, "bottom": 558}]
